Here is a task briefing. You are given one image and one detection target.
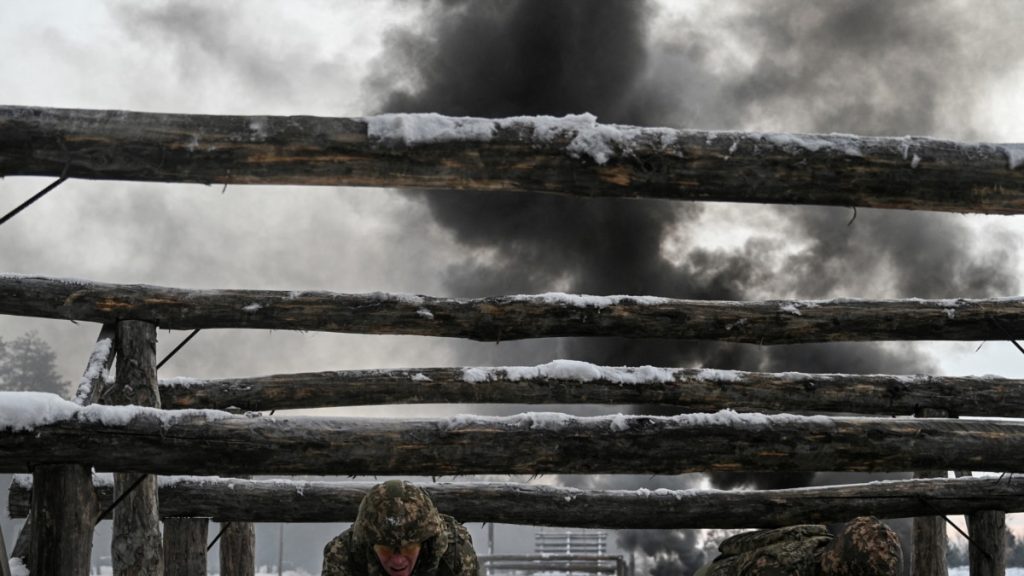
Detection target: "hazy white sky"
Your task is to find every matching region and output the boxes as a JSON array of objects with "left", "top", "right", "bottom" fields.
[{"left": 2, "top": 0, "right": 1024, "bottom": 570}]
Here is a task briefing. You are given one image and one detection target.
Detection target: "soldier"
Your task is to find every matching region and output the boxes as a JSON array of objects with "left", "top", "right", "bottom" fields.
[
  {"left": 695, "top": 516, "right": 902, "bottom": 576},
  {"left": 322, "top": 480, "right": 479, "bottom": 576}
]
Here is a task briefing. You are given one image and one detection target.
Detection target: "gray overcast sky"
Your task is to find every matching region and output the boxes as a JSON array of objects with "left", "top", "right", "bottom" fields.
[
  {"left": 2, "top": 0, "right": 1024, "bottom": 572},
  {"left": 0, "top": 0, "right": 1020, "bottom": 385}
]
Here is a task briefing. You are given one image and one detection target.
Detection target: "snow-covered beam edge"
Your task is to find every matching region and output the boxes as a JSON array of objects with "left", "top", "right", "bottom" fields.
[
  {"left": 2, "top": 391, "right": 1024, "bottom": 476},
  {"left": 1, "top": 106, "right": 1023, "bottom": 214},
  {"left": 158, "top": 360, "right": 1024, "bottom": 417},
  {"left": 2, "top": 274, "right": 1023, "bottom": 344},
  {"left": 9, "top": 475, "right": 1024, "bottom": 528}
]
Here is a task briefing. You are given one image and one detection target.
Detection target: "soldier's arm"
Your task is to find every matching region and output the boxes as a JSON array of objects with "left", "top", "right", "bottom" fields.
[
  {"left": 322, "top": 532, "right": 357, "bottom": 576},
  {"left": 453, "top": 522, "right": 480, "bottom": 576}
]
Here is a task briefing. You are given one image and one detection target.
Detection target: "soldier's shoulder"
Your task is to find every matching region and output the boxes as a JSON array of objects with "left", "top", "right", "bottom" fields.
[
  {"left": 441, "top": 514, "right": 478, "bottom": 576},
  {"left": 322, "top": 527, "right": 358, "bottom": 576}
]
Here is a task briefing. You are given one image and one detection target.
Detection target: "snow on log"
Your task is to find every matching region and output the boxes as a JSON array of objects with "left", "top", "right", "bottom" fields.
[
  {"left": 2, "top": 392, "right": 1024, "bottom": 475},
  {"left": 1, "top": 274, "right": 1022, "bottom": 344},
  {"left": 158, "top": 361, "right": 1024, "bottom": 417},
  {"left": 2, "top": 106, "right": 1023, "bottom": 214},
  {"left": 9, "top": 475, "right": 1024, "bottom": 529}
]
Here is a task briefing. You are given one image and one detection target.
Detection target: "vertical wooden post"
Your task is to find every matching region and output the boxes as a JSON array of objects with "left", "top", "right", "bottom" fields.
[
  {"left": 109, "top": 320, "right": 164, "bottom": 576},
  {"left": 912, "top": 407, "right": 948, "bottom": 576},
  {"left": 12, "top": 324, "right": 114, "bottom": 574},
  {"left": 219, "top": 519, "right": 256, "bottom": 576},
  {"left": 967, "top": 510, "right": 1005, "bottom": 576},
  {"left": 10, "top": 516, "right": 31, "bottom": 569},
  {"left": 0, "top": 520, "right": 11, "bottom": 576},
  {"left": 163, "top": 518, "right": 209, "bottom": 576},
  {"left": 27, "top": 464, "right": 98, "bottom": 576}
]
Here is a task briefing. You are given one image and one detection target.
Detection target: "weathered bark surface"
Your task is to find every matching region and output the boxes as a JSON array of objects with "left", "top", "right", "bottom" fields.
[
  {"left": 967, "top": 510, "right": 1006, "bottom": 576},
  {"left": 912, "top": 407, "right": 948, "bottom": 576},
  {"left": 911, "top": 515, "right": 947, "bottom": 576},
  {"left": 109, "top": 321, "right": 164, "bottom": 576},
  {"left": 219, "top": 521, "right": 255, "bottom": 576},
  {"left": 27, "top": 464, "right": 97, "bottom": 576},
  {"left": 3, "top": 410, "right": 1024, "bottom": 475},
  {"left": 162, "top": 517, "right": 208, "bottom": 576},
  {"left": 73, "top": 323, "right": 117, "bottom": 405},
  {"left": 2, "top": 106, "right": 1023, "bottom": 214},
  {"left": 2, "top": 275, "right": 1022, "bottom": 344},
  {"left": 11, "top": 476, "right": 1024, "bottom": 529},
  {"left": 158, "top": 366, "right": 1024, "bottom": 417}
]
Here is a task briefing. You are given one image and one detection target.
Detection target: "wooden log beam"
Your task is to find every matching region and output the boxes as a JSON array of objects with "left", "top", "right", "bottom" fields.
[
  {"left": 11, "top": 476, "right": 1024, "bottom": 529},
  {"left": 2, "top": 275, "right": 1022, "bottom": 344},
  {"left": 158, "top": 364, "right": 1024, "bottom": 417},
  {"left": 3, "top": 400, "right": 1024, "bottom": 475},
  {"left": 2, "top": 106, "right": 1023, "bottom": 214}
]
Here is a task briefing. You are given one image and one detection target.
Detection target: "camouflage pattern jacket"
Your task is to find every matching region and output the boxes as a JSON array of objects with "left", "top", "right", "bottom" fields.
[
  {"left": 322, "top": 514, "right": 478, "bottom": 576},
  {"left": 695, "top": 517, "right": 902, "bottom": 576}
]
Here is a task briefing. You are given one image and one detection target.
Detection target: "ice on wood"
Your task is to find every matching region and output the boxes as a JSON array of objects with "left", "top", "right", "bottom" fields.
[
  {"left": 460, "top": 359, "right": 678, "bottom": 384},
  {"left": 73, "top": 336, "right": 113, "bottom": 405},
  {"left": 513, "top": 292, "right": 671, "bottom": 308},
  {"left": 159, "top": 376, "right": 210, "bottom": 388},
  {"left": 1002, "top": 144, "right": 1024, "bottom": 170},
  {"left": 0, "top": 391, "right": 232, "bottom": 432},
  {"left": 441, "top": 408, "right": 835, "bottom": 432},
  {"left": 365, "top": 112, "right": 680, "bottom": 165}
]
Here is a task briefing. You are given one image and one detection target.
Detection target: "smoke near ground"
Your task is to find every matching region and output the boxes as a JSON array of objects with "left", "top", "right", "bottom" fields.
[{"left": 369, "top": 0, "right": 1020, "bottom": 572}]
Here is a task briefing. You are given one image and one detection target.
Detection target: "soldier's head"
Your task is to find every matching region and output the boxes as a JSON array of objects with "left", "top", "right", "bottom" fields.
[{"left": 353, "top": 480, "right": 444, "bottom": 576}]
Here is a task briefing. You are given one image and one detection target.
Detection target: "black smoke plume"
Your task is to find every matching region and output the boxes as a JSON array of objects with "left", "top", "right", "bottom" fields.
[{"left": 370, "top": 0, "right": 1017, "bottom": 572}]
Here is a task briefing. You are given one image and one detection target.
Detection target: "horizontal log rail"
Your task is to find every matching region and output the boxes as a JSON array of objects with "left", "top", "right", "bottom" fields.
[
  {"left": 158, "top": 362, "right": 1024, "bottom": 417},
  {"left": 2, "top": 275, "right": 1022, "bottom": 344},
  {"left": 9, "top": 475, "right": 1024, "bottom": 528},
  {"left": 2, "top": 106, "right": 1023, "bottom": 214},
  {"left": 3, "top": 394, "right": 1024, "bottom": 475}
]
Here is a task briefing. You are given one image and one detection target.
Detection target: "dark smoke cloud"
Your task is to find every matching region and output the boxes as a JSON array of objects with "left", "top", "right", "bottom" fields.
[{"left": 371, "top": 0, "right": 1018, "bottom": 570}]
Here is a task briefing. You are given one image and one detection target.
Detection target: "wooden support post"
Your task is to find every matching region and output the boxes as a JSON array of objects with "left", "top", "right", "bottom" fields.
[
  {"left": 967, "top": 510, "right": 1005, "bottom": 576},
  {"left": 27, "top": 464, "right": 98, "bottom": 576},
  {"left": 219, "top": 520, "right": 255, "bottom": 576},
  {"left": 109, "top": 320, "right": 164, "bottom": 576},
  {"left": 10, "top": 513, "right": 30, "bottom": 565},
  {"left": 11, "top": 324, "right": 112, "bottom": 574},
  {"left": 912, "top": 407, "right": 948, "bottom": 576},
  {"left": 0, "top": 521, "right": 10, "bottom": 576},
  {"left": 163, "top": 518, "right": 209, "bottom": 576}
]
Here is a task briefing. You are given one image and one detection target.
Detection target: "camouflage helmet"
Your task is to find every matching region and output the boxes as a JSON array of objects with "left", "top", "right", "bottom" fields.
[{"left": 353, "top": 480, "right": 444, "bottom": 548}]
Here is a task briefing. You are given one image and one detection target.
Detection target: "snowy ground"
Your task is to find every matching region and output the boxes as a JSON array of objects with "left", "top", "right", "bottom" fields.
[{"left": 949, "top": 568, "right": 1024, "bottom": 576}]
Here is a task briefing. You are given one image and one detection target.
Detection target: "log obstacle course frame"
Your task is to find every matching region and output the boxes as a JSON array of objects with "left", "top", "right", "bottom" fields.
[{"left": 3, "top": 107, "right": 1024, "bottom": 576}]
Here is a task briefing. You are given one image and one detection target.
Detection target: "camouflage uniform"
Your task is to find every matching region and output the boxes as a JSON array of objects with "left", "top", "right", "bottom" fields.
[
  {"left": 322, "top": 480, "right": 479, "bottom": 576},
  {"left": 696, "top": 517, "right": 902, "bottom": 576}
]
